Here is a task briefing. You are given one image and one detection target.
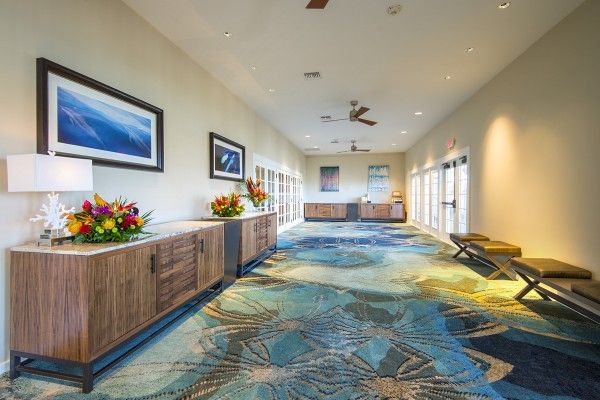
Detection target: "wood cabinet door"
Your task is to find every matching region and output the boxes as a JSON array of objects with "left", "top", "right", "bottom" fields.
[
  {"left": 390, "top": 204, "right": 405, "bottom": 220},
  {"left": 375, "top": 204, "right": 391, "bottom": 219},
  {"left": 198, "top": 225, "right": 224, "bottom": 289},
  {"left": 240, "top": 218, "right": 258, "bottom": 264},
  {"left": 156, "top": 235, "right": 198, "bottom": 313},
  {"left": 304, "top": 204, "right": 318, "bottom": 218},
  {"left": 318, "top": 204, "right": 332, "bottom": 218},
  {"left": 331, "top": 204, "right": 347, "bottom": 219},
  {"left": 267, "top": 213, "right": 277, "bottom": 247},
  {"left": 361, "top": 204, "right": 376, "bottom": 218},
  {"left": 89, "top": 245, "right": 157, "bottom": 354}
]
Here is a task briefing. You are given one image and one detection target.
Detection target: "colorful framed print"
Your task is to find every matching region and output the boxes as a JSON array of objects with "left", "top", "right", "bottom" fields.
[
  {"left": 37, "top": 58, "right": 164, "bottom": 172},
  {"left": 368, "top": 165, "right": 390, "bottom": 192},
  {"left": 209, "top": 132, "right": 245, "bottom": 182},
  {"left": 320, "top": 166, "right": 339, "bottom": 192}
]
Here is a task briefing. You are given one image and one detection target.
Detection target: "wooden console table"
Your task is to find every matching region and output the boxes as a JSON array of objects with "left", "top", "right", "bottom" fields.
[
  {"left": 359, "top": 203, "right": 405, "bottom": 221},
  {"left": 9, "top": 220, "right": 225, "bottom": 393},
  {"left": 304, "top": 203, "right": 348, "bottom": 221}
]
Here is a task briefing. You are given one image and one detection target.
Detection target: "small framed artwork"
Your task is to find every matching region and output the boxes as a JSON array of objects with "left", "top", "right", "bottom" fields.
[
  {"left": 320, "top": 166, "right": 339, "bottom": 192},
  {"left": 368, "top": 165, "right": 390, "bottom": 192},
  {"left": 209, "top": 132, "right": 245, "bottom": 181},
  {"left": 37, "top": 58, "right": 164, "bottom": 171}
]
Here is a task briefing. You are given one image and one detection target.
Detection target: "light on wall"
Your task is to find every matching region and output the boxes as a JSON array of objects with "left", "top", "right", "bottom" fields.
[{"left": 7, "top": 153, "right": 94, "bottom": 245}]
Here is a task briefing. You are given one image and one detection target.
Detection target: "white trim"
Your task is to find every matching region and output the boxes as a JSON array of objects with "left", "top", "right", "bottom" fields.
[{"left": 252, "top": 153, "right": 301, "bottom": 176}]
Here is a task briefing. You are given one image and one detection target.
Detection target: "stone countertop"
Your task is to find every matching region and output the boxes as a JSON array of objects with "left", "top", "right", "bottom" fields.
[
  {"left": 202, "top": 211, "right": 276, "bottom": 221},
  {"left": 11, "top": 220, "right": 225, "bottom": 256}
]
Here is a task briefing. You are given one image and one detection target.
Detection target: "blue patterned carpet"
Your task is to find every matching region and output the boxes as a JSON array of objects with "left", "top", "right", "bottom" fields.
[{"left": 2, "top": 222, "right": 600, "bottom": 399}]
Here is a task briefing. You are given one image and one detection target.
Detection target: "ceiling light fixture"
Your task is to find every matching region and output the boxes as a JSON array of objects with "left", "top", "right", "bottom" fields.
[
  {"left": 386, "top": 4, "right": 402, "bottom": 15},
  {"left": 414, "top": 112, "right": 423, "bottom": 116},
  {"left": 223, "top": 32, "right": 232, "bottom": 38},
  {"left": 305, "top": 135, "right": 311, "bottom": 138},
  {"left": 401, "top": 130, "right": 407, "bottom": 134},
  {"left": 268, "top": 88, "right": 275, "bottom": 93},
  {"left": 392, "top": 143, "right": 397, "bottom": 146},
  {"left": 250, "top": 65, "right": 256, "bottom": 71},
  {"left": 466, "top": 47, "right": 474, "bottom": 52},
  {"left": 498, "top": 2, "right": 511, "bottom": 9},
  {"left": 444, "top": 75, "right": 452, "bottom": 80},
  {"left": 313, "top": 146, "right": 318, "bottom": 149}
]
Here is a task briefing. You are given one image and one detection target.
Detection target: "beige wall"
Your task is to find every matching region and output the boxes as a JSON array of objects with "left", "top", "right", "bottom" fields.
[
  {"left": 406, "top": 1, "right": 600, "bottom": 275},
  {"left": 305, "top": 153, "right": 405, "bottom": 203},
  {"left": 0, "top": 0, "right": 305, "bottom": 368}
]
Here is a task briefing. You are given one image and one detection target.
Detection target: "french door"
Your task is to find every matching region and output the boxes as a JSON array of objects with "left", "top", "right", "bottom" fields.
[{"left": 411, "top": 154, "right": 469, "bottom": 242}]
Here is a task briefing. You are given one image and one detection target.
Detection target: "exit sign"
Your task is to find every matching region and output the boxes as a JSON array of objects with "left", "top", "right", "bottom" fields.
[{"left": 447, "top": 137, "right": 456, "bottom": 150}]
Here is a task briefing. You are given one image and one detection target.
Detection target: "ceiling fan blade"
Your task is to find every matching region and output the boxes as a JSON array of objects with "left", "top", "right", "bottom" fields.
[
  {"left": 306, "top": 0, "right": 329, "bottom": 9},
  {"left": 354, "top": 106, "right": 370, "bottom": 118},
  {"left": 358, "top": 118, "right": 377, "bottom": 126},
  {"left": 356, "top": 149, "right": 371, "bottom": 152},
  {"left": 337, "top": 150, "right": 351, "bottom": 153},
  {"left": 322, "top": 118, "right": 349, "bottom": 123}
]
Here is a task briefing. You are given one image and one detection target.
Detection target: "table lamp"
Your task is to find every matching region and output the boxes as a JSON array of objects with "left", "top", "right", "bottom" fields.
[
  {"left": 391, "top": 191, "right": 403, "bottom": 203},
  {"left": 7, "top": 153, "right": 93, "bottom": 246}
]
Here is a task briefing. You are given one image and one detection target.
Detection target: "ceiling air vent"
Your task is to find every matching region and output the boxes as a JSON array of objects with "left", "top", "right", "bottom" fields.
[
  {"left": 304, "top": 147, "right": 320, "bottom": 152},
  {"left": 304, "top": 71, "right": 321, "bottom": 80}
]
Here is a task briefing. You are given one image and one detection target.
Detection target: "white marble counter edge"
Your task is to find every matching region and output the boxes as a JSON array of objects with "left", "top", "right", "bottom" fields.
[{"left": 11, "top": 220, "right": 225, "bottom": 256}]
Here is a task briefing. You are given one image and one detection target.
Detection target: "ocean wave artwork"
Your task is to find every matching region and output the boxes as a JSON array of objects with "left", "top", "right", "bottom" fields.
[
  {"left": 215, "top": 144, "right": 241, "bottom": 174},
  {"left": 368, "top": 164, "right": 390, "bottom": 192},
  {"left": 57, "top": 86, "right": 152, "bottom": 159}
]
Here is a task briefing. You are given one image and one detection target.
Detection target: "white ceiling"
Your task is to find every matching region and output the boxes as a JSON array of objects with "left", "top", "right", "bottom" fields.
[{"left": 124, "top": 0, "right": 582, "bottom": 155}]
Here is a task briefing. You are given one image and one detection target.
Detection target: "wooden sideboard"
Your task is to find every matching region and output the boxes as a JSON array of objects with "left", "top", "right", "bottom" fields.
[
  {"left": 304, "top": 203, "right": 348, "bottom": 221},
  {"left": 359, "top": 203, "right": 405, "bottom": 221},
  {"left": 9, "top": 221, "right": 224, "bottom": 393},
  {"left": 238, "top": 211, "right": 277, "bottom": 275}
]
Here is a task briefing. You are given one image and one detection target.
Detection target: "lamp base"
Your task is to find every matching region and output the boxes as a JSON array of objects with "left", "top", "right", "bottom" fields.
[{"left": 37, "top": 230, "right": 74, "bottom": 247}]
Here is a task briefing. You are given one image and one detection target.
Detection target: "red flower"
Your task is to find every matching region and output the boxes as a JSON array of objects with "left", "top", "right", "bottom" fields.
[
  {"left": 79, "top": 224, "right": 92, "bottom": 234},
  {"left": 82, "top": 200, "right": 92, "bottom": 212}
]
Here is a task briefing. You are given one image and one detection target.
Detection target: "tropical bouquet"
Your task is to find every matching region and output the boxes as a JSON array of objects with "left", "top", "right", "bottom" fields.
[
  {"left": 210, "top": 192, "right": 245, "bottom": 217},
  {"left": 243, "top": 177, "right": 270, "bottom": 207},
  {"left": 67, "top": 194, "right": 153, "bottom": 243}
]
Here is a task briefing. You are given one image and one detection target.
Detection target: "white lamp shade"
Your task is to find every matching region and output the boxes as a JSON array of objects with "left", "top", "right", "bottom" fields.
[{"left": 7, "top": 154, "right": 93, "bottom": 192}]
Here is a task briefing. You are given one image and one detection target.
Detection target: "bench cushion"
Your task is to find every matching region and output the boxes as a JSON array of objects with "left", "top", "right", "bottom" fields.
[
  {"left": 449, "top": 233, "right": 489, "bottom": 242},
  {"left": 511, "top": 258, "right": 592, "bottom": 279},
  {"left": 470, "top": 241, "right": 521, "bottom": 255},
  {"left": 572, "top": 282, "right": 600, "bottom": 304}
]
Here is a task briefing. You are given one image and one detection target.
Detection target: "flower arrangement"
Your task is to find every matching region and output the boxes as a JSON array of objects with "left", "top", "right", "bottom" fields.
[
  {"left": 67, "top": 193, "right": 153, "bottom": 243},
  {"left": 243, "top": 177, "right": 270, "bottom": 207},
  {"left": 210, "top": 193, "right": 245, "bottom": 217}
]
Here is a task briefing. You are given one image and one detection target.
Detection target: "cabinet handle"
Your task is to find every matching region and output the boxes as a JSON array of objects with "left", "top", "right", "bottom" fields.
[
  {"left": 150, "top": 254, "right": 156, "bottom": 274},
  {"left": 199, "top": 238, "right": 205, "bottom": 254}
]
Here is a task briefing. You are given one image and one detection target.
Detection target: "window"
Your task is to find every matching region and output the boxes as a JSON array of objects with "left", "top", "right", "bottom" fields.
[
  {"left": 415, "top": 175, "right": 421, "bottom": 222},
  {"left": 458, "top": 162, "right": 468, "bottom": 234},
  {"left": 431, "top": 169, "right": 439, "bottom": 230},
  {"left": 423, "top": 171, "right": 430, "bottom": 226},
  {"left": 444, "top": 165, "right": 455, "bottom": 234}
]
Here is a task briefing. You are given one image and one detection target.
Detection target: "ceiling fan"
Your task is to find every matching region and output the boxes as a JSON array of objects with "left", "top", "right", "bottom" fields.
[
  {"left": 337, "top": 139, "right": 371, "bottom": 153},
  {"left": 306, "top": 0, "right": 329, "bottom": 9},
  {"left": 323, "top": 100, "right": 378, "bottom": 126}
]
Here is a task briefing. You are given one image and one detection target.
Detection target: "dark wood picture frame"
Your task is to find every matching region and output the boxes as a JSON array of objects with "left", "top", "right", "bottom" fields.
[
  {"left": 37, "top": 57, "right": 164, "bottom": 172},
  {"left": 209, "top": 132, "right": 245, "bottom": 182}
]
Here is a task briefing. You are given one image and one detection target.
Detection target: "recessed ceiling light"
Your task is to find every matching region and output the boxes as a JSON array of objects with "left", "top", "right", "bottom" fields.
[
  {"left": 305, "top": 135, "right": 311, "bottom": 138},
  {"left": 401, "top": 130, "right": 407, "bottom": 134},
  {"left": 223, "top": 32, "right": 232, "bottom": 38},
  {"left": 268, "top": 88, "right": 275, "bottom": 93},
  {"left": 498, "top": 2, "right": 510, "bottom": 9},
  {"left": 392, "top": 143, "right": 397, "bottom": 146},
  {"left": 414, "top": 112, "right": 423, "bottom": 116},
  {"left": 250, "top": 65, "right": 257, "bottom": 71},
  {"left": 466, "top": 47, "right": 474, "bottom": 52},
  {"left": 313, "top": 146, "right": 318, "bottom": 149},
  {"left": 444, "top": 75, "right": 452, "bottom": 80}
]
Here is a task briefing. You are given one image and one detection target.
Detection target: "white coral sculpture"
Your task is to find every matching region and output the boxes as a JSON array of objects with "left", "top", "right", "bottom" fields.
[{"left": 30, "top": 193, "right": 75, "bottom": 232}]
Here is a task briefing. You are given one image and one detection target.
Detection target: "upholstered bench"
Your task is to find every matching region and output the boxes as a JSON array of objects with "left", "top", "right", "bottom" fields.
[
  {"left": 510, "top": 258, "right": 600, "bottom": 324},
  {"left": 470, "top": 241, "right": 522, "bottom": 280},
  {"left": 449, "top": 233, "right": 489, "bottom": 259}
]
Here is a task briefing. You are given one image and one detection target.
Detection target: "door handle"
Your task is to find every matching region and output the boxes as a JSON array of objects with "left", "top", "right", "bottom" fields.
[
  {"left": 199, "top": 238, "right": 205, "bottom": 254},
  {"left": 442, "top": 200, "right": 456, "bottom": 208},
  {"left": 150, "top": 254, "right": 156, "bottom": 274}
]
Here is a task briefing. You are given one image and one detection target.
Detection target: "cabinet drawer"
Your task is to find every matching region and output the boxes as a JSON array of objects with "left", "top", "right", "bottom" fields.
[{"left": 157, "top": 234, "right": 198, "bottom": 312}]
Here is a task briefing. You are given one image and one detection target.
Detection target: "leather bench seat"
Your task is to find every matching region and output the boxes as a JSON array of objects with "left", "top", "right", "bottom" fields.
[
  {"left": 511, "top": 258, "right": 592, "bottom": 279},
  {"left": 572, "top": 282, "right": 600, "bottom": 304},
  {"left": 470, "top": 241, "right": 522, "bottom": 255},
  {"left": 449, "top": 233, "right": 489, "bottom": 242}
]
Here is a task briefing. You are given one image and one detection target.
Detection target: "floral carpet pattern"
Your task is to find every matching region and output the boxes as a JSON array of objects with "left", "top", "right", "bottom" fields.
[{"left": 2, "top": 222, "right": 600, "bottom": 399}]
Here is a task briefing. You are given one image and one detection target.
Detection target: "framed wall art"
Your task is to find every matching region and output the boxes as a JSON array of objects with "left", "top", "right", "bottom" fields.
[
  {"left": 320, "top": 166, "right": 339, "bottom": 192},
  {"left": 209, "top": 132, "right": 245, "bottom": 181},
  {"left": 37, "top": 58, "right": 164, "bottom": 171},
  {"left": 367, "top": 164, "right": 390, "bottom": 192}
]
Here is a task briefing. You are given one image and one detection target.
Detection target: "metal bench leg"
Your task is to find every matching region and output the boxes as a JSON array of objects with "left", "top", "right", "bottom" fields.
[
  {"left": 451, "top": 240, "right": 474, "bottom": 259},
  {"left": 514, "top": 272, "right": 551, "bottom": 300},
  {"left": 486, "top": 256, "right": 517, "bottom": 280}
]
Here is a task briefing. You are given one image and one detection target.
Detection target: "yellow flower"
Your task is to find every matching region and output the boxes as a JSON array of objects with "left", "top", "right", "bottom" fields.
[
  {"left": 135, "top": 216, "right": 144, "bottom": 227},
  {"left": 102, "top": 218, "right": 116, "bottom": 230},
  {"left": 94, "top": 193, "right": 108, "bottom": 207},
  {"left": 68, "top": 221, "right": 82, "bottom": 234}
]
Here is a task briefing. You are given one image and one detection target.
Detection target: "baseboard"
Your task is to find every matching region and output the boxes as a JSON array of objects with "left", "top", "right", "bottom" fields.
[{"left": 0, "top": 359, "right": 9, "bottom": 374}]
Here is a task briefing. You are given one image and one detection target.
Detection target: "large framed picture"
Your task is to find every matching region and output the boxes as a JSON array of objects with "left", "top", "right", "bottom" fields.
[
  {"left": 209, "top": 132, "right": 245, "bottom": 181},
  {"left": 320, "top": 166, "right": 339, "bottom": 192},
  {"left": 37, "top": 58, "right": 164, "bottom": 171}
]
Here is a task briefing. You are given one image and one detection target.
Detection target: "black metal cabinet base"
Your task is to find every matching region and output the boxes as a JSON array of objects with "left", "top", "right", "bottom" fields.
[
  {"left": 237, "top": 246, "right": 277, "bottom": 277},
  {"left": 9, "top": 281, "right": 223, "bottom": 393}
]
